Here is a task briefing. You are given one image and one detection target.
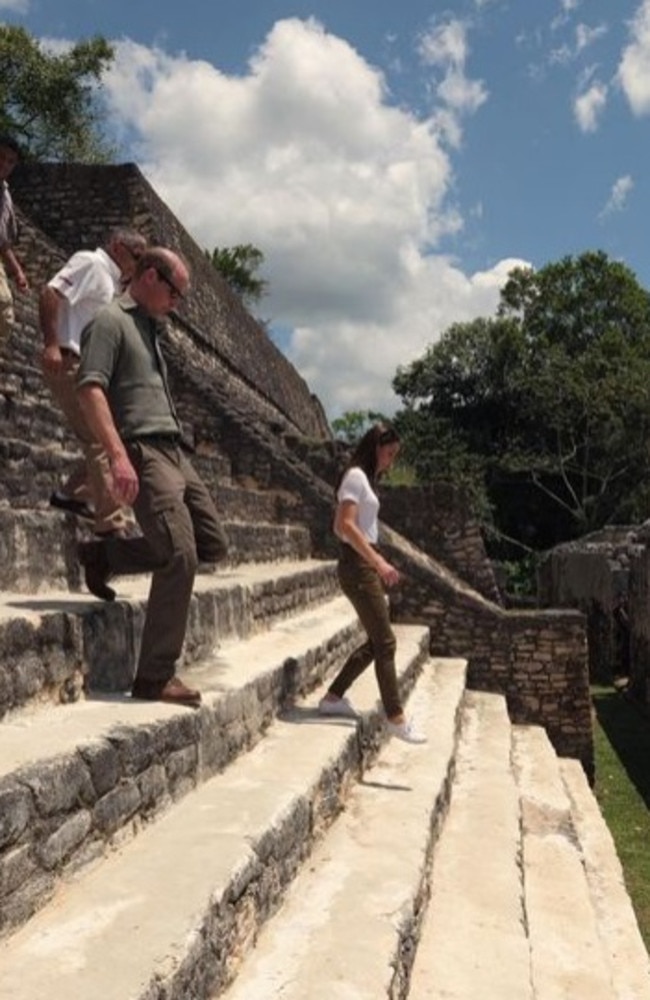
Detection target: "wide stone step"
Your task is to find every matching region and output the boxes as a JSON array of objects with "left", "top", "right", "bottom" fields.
[
  {"left": 408, "top": 690, "right": 531, "bottom": 1000},
  {"left": 0, "top": 505, "right": 314, "bottom": 593},
  {"left": 0, "top": 627, "right": 439, "bottom": 998},
  {"left": 512, "top": 725, "right": 625, "bottom": 1000},
  {"left": 220, "top": 658, "right": 467, "bottom": 1000},
  {"left": 0, "top": 558, "right": 340, "bottom": 718},
  {"left": 560, "top": 758, "right": 650, "bottom": 999},
  {"left": 0, "top": 591, "right": 370, "bottom": 936}
]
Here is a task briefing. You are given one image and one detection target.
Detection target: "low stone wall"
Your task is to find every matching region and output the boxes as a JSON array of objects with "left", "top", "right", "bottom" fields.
[{"left": 379, "top": 484, "right": 503, "bottom": 605}]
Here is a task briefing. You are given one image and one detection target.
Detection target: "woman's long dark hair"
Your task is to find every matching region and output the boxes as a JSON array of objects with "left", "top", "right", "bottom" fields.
[{"left": 336, "top": 422, "right": 400, "bottom": 490}]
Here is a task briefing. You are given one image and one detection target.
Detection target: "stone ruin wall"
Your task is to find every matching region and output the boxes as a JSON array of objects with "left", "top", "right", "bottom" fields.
[
  {"left": 537, "top": 527, "right": 649, "bottom": 704},
  {"left": 379, "top": 528, "right": 593, "bottom": 776},
  {"left": 10, "top": 161, "right": 330, "bottom": 442},
  {"left": 0, "top": 162, "right": 595, "bottom": 771},
  {"left": 628, "top": 544, "right": 650, "bottom": 703},
  {"left": 379, "top": 483, "right": 503, "bottom": 606}
]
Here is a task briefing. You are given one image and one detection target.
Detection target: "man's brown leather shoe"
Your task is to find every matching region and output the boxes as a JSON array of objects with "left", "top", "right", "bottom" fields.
[
  {"left": 78, "top": 541, "right": 115, "bottom": 602},
  {"left": 131, "top": 676, "right": 202, "bottom": 708}
]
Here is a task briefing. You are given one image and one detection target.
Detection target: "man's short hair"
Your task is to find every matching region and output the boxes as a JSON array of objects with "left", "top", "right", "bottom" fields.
[
  {"left": 106, "top": 228, "right": 147, "bottom": 254},
  {"left": 0, "top": 134, "right": 21, "bottom": 157},
  {"left": 135, "top": 247, "right": 188, "bottom": 280}
]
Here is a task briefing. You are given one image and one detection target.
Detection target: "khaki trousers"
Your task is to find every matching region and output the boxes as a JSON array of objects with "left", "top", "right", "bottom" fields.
[
  {"left": 329, "top": 544, "right": 402, "bottom": 718},
  {"left": 102, "top": 440, "right": 228, "bottom": 686},
  {"left": 0, "top": 262, "right": 14, "bottom": 342},
  {"left": 43, "top": 353, "right": 128, "bottom": 534}
]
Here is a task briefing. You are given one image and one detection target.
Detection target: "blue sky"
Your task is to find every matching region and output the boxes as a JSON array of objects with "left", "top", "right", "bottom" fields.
[{"left": 2, "top": 0, "right": 649, "bottom": 418}]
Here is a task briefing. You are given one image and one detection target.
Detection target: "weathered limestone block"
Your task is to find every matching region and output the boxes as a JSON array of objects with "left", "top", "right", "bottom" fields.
[
  {"left": 37, "top": 810, "right": 92, "bottom": 869},
  {"left": 93, "top": 781, "right": 142, "bottom": 837},
  {"left": 20, "top": 755, "right": 95, "bottom": 817},
  {"left": 0, "top": 782, "right": 33, "bottom": 850}
]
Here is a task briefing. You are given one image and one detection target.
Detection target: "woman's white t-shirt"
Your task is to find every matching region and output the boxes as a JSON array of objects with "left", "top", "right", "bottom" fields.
[{"left": 336, "top": 467, "right": 379, "bottom": 543}]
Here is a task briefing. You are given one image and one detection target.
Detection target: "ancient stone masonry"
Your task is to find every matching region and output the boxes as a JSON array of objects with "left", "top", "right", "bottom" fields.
[
  {"left": 0, "top": 160, "right": 595, "bottom": 775},
  {"left": 10, "top": 161, "right": 330, "bottom": 440},
  {"left": 379, "top": 483, "right": 503, "bottom": 606},
  {"left": 628, "top": 542, "right": 650, "bottom": 704},
  {"left": 1, "top": 165, "right": 648, "bottom": 1000},
  {"left": 538, "top": 526, "right": 644, "bottom": 688},
  {"left": 381, "top": 525, "right": 593, "bottom": 777}
]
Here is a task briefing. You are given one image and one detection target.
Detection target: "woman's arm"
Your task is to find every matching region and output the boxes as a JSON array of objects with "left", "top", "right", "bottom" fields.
[
  {"left": 335, "top": 500, "right": 400, "bottom": 587},
  {"left": 1, "top": 247, "right": 28, "bottom": 291}
]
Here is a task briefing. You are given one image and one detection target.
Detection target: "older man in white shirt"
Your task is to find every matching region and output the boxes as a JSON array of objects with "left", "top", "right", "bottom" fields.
[{"left": 39, "top": 228, "right": 147, "bottom": 535}]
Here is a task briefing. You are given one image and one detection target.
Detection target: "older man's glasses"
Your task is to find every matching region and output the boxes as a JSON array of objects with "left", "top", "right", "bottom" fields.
[
  {"left": 154, "top": 267, "right": 185, "bottom": 302},
  {"left": 121, "top": 243, "right": 144, "bottom": 262}
]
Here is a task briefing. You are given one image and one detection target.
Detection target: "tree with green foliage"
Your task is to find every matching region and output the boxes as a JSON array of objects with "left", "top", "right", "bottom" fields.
[
  {"left": 393, "top": 251, "right": 650, "bottom": 554},
  {"left": 0, "top": 25, "right": 115, "bottom": 162},
  {"left": 331, "top": 409, "right": 388, "bottom": 443},
  {"left": 206, "top": 244, "right": 268, "bottom": 307}
]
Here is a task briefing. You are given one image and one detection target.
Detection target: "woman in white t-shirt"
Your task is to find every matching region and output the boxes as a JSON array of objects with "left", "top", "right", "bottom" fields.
[{"left": 318, "top": 423, "right": 426, "bottom": 744}]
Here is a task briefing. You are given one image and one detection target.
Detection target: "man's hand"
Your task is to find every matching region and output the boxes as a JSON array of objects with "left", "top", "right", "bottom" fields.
[
  {"left": 110, "top": 453, "right": 139, "bottom": 506},
  {"left": 41, "top": 343, "right": 64, "bottom": 374},
  {"left": 12, "top": 266, "right": 29, "bottom": 293}
]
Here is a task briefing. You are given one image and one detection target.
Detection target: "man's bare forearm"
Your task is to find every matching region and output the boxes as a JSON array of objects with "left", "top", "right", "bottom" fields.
[
  {"left": 77, "top": 383, "right": 127, "bottom": 461},
  {"left": 39, "top": 286, "right": 63, "bottom": 349},
  {"left": 77, "top": 383, "right": 139, "bottom": 505}
]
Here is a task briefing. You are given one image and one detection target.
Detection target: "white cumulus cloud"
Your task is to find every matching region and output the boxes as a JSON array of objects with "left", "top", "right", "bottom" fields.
[
  {"left": 599, "top": 175, "right": 634, "bottom": 218},
  {"left": 618, "top": 0, "right": 650, "bottom": 115},
  {"left": 418, "top": 19, "right": 488, "bottom": 115},
  {"left": 574, "top": 80, "right": 608, "bottom": 131},
  {"left": 99, "top": 18, "right": 523, "bottom": 417}
]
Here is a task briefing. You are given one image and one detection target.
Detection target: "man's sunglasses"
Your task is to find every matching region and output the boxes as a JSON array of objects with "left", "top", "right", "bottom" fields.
[{"left": 153, "top": 266, "right": 185, "bottom": 302}]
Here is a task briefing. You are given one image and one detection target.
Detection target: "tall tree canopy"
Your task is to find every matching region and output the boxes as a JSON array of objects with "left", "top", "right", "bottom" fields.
[
  {"left": 206, "top": 244, "right": 268, "bottom": 307},
  {"left": 331, "top": 409, "right": 388, "bottom": 443},
  {"left": 393, "top": 251, "right": 650, "bottom": 553},
  {"left": 0, "top": 25, "right": 115, "bottom": 161}
]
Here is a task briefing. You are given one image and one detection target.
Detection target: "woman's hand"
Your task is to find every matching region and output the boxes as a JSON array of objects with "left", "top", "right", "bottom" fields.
[{"left": 376, "top": 557, "right": 401, "bottom": 588}]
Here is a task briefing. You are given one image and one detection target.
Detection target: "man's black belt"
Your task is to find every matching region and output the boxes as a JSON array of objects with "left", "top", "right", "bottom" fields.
[{"left": 127, "top": 434, "right": 182, "bottom": 447}]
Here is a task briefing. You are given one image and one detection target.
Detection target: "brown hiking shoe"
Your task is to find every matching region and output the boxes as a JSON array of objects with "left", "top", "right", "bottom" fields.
[
  {"left": 78, "top": 541, "right": 115, "bottom": 602},
  {"left": 131, "top": 676, "right": 202, "bottom": 708}
]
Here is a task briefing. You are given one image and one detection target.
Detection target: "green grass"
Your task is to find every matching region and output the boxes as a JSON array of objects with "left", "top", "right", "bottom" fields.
[{"left": 592, "top": 686, "right": 650, "bottom": 950}]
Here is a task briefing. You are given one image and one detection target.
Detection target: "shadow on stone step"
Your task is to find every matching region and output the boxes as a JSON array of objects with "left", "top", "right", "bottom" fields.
[
  {"left": 279, "top": 705, "right": 358, "bottom": 728},
  {"left": 593, "top": 688, "right": 650, "bottom": 809},
  {"left": 4, "top": 597, "right": 95, "bottom": 614},
  {"left": 360, "top": 778, "right": 413, "bottom": 792}
]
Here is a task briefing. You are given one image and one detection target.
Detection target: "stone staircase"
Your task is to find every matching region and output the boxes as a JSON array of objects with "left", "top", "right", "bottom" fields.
[
  {"left": 2, "top": 159, "right": 647, "bottom": 996},
  {"left": 0, "top": 552, "right": 648, "bottom": 999}
]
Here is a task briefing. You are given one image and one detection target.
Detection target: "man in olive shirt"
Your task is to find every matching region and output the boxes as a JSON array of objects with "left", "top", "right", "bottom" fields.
[{"left": 77, "top": 247, "right": 228, "bottom": 707}]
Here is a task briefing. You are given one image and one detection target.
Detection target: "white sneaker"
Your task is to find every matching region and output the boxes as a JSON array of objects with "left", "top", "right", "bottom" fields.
[
  {"left": 386, "top": 718, "right": 427, "bottom": 744},
  {"left": 318, "top": 695, "right": 359, "bottom": 718}
]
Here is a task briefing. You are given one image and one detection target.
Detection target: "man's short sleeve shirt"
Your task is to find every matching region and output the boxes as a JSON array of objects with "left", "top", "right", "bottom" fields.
[
  {"left": 77, "top": 297, "right": 181, "bottom": 440},
  {"left": 48, "top": 247, "right": 120, "bottom": 354}
]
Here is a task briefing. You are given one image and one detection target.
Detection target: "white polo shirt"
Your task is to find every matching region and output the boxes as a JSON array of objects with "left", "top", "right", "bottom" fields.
[
  {"left": 337, "top": 466, "right": 380, "bottom": 543},
  {"left": 48, "top": 247, "right": 121, "bottom": 355}
]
